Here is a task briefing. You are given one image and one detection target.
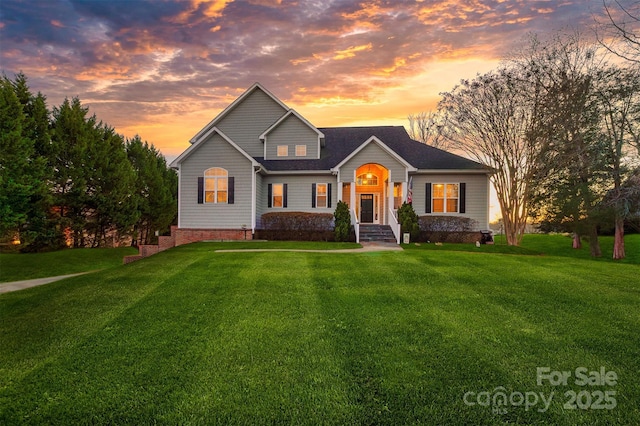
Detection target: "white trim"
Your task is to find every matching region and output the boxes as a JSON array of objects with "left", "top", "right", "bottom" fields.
[
  {"left": 415, "top": 169, "right": 492, "bottom": 175},
  {"left": 252, "top": 167, "right": 258, "bottom": 233},
  {"left": 331, "top": 136, "right": 417, "bottom": 172},
  {"left": 190, "top": 83, "right": 288, "bottom": 144},
  {"left": 176, "top": 165, "right": 182, "bottom": 228},
  {"left": 259, "top": 169, "right": 333, "bottom": 175},
  {"left": 170, "top": 127, "right": 259, "bottom": 168}
]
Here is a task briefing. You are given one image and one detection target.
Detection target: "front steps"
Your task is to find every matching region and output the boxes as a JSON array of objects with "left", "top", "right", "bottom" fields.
[{"left": 359, "top": 224, "right": 398, "bottom": 243}]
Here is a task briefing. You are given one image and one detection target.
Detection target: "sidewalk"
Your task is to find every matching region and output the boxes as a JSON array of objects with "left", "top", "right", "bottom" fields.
[
  {"left": 215, "top": 241, "right": 404, "bottom": 253},
  {"left": 0, "top": 272, "right": 93, "bottom": 294}
]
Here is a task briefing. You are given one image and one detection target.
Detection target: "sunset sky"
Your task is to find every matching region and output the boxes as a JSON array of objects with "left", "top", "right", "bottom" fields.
[{"left": 1, "top": 0, "right": 605, "bottom": 164}]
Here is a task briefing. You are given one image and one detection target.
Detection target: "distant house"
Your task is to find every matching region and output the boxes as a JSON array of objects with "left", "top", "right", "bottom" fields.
[{"left": 168, "top": 83, "right": 491, "bottom": 244}]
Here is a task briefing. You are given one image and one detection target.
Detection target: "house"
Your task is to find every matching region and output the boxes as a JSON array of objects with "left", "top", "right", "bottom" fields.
[{"left": 168, "top": 83, "right": 491, "bottom": 245}]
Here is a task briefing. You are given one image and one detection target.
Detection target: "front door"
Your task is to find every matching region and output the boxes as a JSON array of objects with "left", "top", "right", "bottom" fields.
[{"left": 361, "top": 194, "right": 374, "bottom": 223}]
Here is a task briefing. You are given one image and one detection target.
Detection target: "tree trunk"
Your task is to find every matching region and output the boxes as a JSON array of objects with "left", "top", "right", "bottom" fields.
[
  {"left": 613, "top": 217, "right": 625, "bottom": 260},
  {"left": 572, "top": 233, "right": 582, "bottom": 249},
  {"left": 588, "top": 225, "right": 602, "bottom": 257}
]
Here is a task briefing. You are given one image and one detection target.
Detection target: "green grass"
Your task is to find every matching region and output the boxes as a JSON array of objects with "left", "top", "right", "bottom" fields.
[
  {"left": 0, "top": 242, "right": 359, "bottom": 283},
  {"left": 0, "top": 247, "right": 138, "bottom": 283},
  {"left": 1, "top": 240, "right": 639, "bottom": 424},
  {"left": 404, "top": 234, "right": 640, "bottom": 264}
]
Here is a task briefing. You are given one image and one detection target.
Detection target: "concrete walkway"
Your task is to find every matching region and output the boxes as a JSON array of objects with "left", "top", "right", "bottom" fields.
[
  {"left": 215, "top": 241, "right": 404, "bottom": 253},
  {"left": 0, "top": 271, "right": 94, "bottom": 294}
]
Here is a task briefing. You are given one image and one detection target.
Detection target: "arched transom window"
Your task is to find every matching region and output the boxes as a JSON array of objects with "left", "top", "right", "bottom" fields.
[
  {"left": 356, "top": 173, "right": 378, "bottom": 186},
  {"left": 204, "top": 167, "right": 228, "bottom": 203}
]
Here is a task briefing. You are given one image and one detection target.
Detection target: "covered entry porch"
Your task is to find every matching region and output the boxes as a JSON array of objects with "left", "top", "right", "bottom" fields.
[
  {"left": 331, "top": 135, "right": 417, "bottom": 243},
  {"left": 337, "top": 163, "right": 406, "bottom": 243}
]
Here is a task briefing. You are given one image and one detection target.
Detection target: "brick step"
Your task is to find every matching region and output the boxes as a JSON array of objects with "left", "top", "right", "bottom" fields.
[{"left": 359, "top": 225, "right": 397, "bottom": 243}]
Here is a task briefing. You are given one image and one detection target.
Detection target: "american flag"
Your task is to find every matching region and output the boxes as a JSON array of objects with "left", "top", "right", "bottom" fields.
[{"left": 407, "top": 176, "right": 413, "bottom": 204}]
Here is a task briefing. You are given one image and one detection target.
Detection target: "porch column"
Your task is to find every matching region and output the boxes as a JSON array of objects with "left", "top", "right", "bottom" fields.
[
  {"left": 388, "top": 182, "right": 395, "bottom": 223},
  {"left": 350, "top": 181, "right": 356, "bottom": 216},
  {"left": 338, "top": 181, "right": 343, "bottom": 202}
]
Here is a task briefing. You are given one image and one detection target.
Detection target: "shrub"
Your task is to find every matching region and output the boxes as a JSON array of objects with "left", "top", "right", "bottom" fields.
[
  {"left": 333, "top": 201, "right": 351, "bottom": 242},
  {"left": 418, "top": 215, "right": 478, "bottom": 232},
  {"left": 260, "top": 212, "right": 334, "bottom": 231},
  {"left": 398, "top": 202, "right": 420, "bottom": 241}
]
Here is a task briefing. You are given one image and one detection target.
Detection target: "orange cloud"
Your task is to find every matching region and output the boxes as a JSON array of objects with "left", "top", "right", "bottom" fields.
[
  {"left": 171, "top": 0, "right": 233, "bottom": 24},
  {"left": 333, "top": 43, "right": 373, "bottom": 60}
]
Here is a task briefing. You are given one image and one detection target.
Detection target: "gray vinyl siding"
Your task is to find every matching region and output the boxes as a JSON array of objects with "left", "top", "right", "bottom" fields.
[
  {"left": 215, "top": 88, "right": 287, "bottom": 157},
  {"left": 260, "top": 174, "right": 337, "bottom": 214},
  {"left": 339, "top": 143, "right": 407, "bottom": 182},
  {"left": 179, "top": 133, "right": 253, "bottom": 229},
  {"left": 411, "top": 173, "right": 490, "bottom": 230},
  {"left": 264, "top": 115, "right": 320, "bottom": 159}
]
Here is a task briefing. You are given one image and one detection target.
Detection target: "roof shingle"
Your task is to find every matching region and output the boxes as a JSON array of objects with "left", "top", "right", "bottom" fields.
[{"left": 256, "top": 126, "right": 487, "bottom": 172}]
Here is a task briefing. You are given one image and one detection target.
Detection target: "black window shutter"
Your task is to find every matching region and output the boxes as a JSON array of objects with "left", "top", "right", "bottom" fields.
[
  {"left": 283, "top": 184, "right": 288, "bottom": 208},
  {"left": 228, "top": 177, "right": 235, "bottom": 204},
  {"left": 197, "top": 177, "right": 204, "bottom": 204},
  {"left": 459, "top": 182, "right": 466, "bottom": 213},
  {"left": 425, "top": 182, "right": 431, "bottom": 213},
  {"left": 312, "top": 183, "right": 316, "bottom": 208},
  {"left": 327, "top": 183, "right": 332, "bottom": 208},
  {"left": 268, "top": 184, "right": 272, "bottom": 208}
]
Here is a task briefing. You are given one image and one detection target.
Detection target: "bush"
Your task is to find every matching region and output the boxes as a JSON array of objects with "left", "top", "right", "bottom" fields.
[
  {"left": 418, "top": 215, "right": 478, "bottom": 232},
  {"left": 254, "top": 229, "right": 336, "bottom": 241},
  {"left": 398, "top": 202, "right": 420, "bottom": 241},
  {"left": 416, "top": 215, "right": 481, "bottom": 243},
  {"left": 260, "top": 212, "right": 334, "bottom": 231},
  {"left": 333, "top": 201, "right": 351, "bottom": 242}
]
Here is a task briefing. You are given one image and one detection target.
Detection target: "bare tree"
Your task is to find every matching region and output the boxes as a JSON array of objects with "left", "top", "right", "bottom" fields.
[
  {"left": 510, "top": 32, "right": 611, "bottom": 257},
  {"left": 439, "top": 68, "right": 541, "bottom": 246},
  {"left": 407, "top": 110, "right": 452, "bottom": 151},
  {"left": 595, "top": 0, "right": 640, "bottom": 63},
  {"left": 596, "top": 65, "right": 640, "bottom": 259}
]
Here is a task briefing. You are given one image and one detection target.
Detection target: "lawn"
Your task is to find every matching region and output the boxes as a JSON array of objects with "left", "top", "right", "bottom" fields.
[
  {"left": 1, "top": 238, "right": 639, "bottom": 424},
  {"left": 0, "top": 247, "right": 138, "bottom": 283}
]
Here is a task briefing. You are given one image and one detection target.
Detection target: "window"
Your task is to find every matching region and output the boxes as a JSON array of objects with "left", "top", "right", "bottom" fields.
[
  {"left": 295, "top": 145, "right": 307, "bottom": 157},
  {"left": 204, "top": 168, "right": 228, "bottom": 203},
  {"left": 356, "top": 173, "right": 378, "bottom": 186},
  {"left": 277, "top": 145, "right": 288, "bottom": 157},
  {"left": 342, "top": 183, "right": 351, "bottom": 208},
  {"left": 393, "top": 182, "right": 403, "bottom": 209},
  {"left": 316, "top": 183, "right": 327, "bottom": 208},
  {"left": 312, "top": 183, "right": 331, "bottom": 208},
  {"left": 272, "top": 183, "right": 284, "bottom": 208},
  {"left": 432, "top": 183, "right": 458, "bottom": 213}
]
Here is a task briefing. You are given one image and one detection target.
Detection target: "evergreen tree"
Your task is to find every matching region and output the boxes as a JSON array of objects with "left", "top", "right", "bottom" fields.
[
  {"left": 0, "top": 76, "right": 31, "bottom": 238},
  {"left": 10, "top": 73, "right": 58, "bottom": 250},
  {"left": 126, "top": 135, "right": 177, "bottom": 244},
  {"left": 50, "top": 97, "right": 95, "bottom": 247},
  {"left": 85, "top": 124, "right": 139, "bottom": 246}
]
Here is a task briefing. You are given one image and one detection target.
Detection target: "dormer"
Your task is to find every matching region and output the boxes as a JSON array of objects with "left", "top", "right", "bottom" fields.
[{"left": 260, "top": 109, "right": 325, "bottom": 160}]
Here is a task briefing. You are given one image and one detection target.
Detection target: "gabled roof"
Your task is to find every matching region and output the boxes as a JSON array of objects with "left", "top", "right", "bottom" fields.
[
  {"left": 255, "top": 126, "right": 488, "bottom": 172},
  {"left": 331, "top": 135, "right": 416, "bottom": 172},
  {"left": 170, "top": 127, "right": 258, "bottom": 168},
  {"left": 190, "top": 82, "right": 289, "bottom": 144},
  {"left": 259, "top": 109, "right": 324, "bottom": 141}
]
